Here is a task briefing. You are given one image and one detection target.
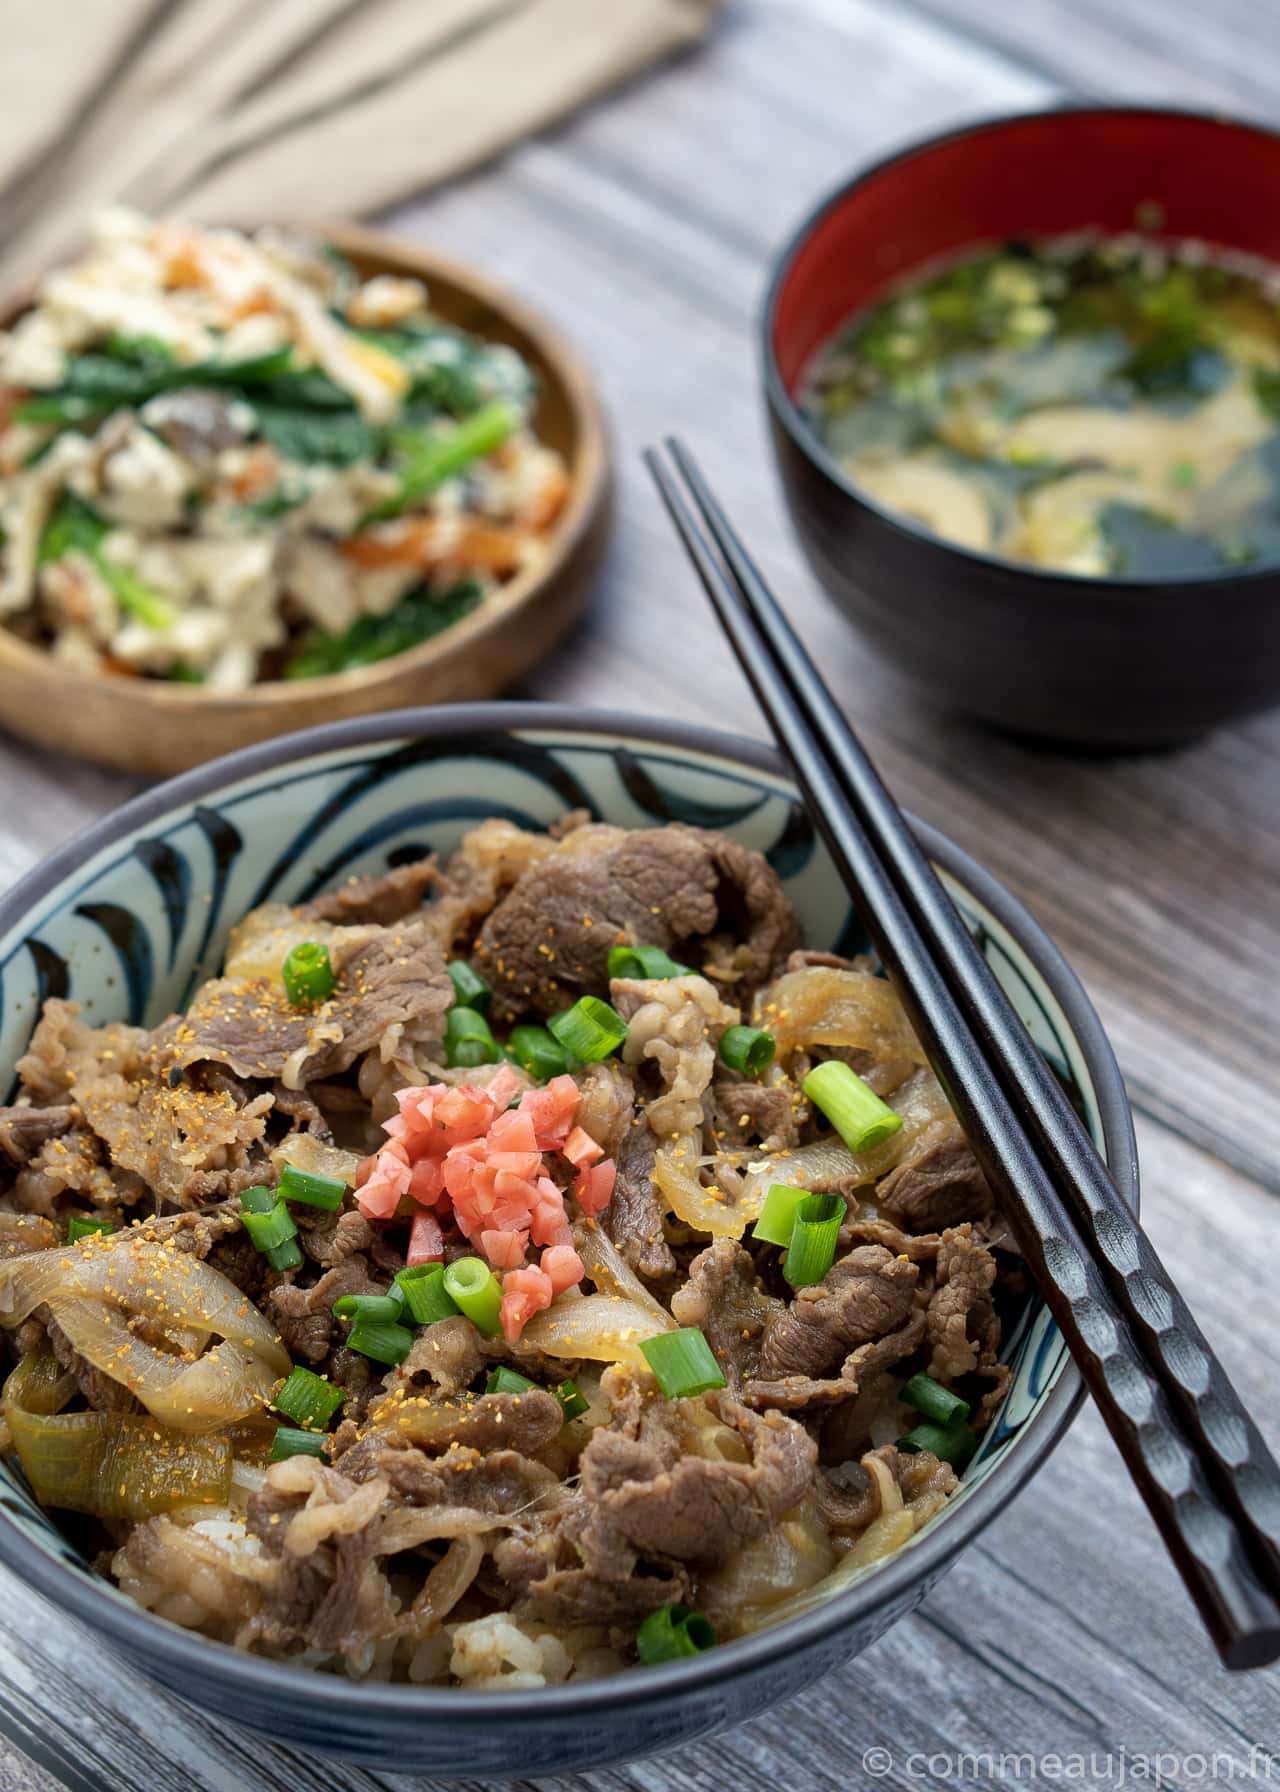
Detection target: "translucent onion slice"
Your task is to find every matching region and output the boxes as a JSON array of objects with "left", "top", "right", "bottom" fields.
[
  {"left": 574, "top": 1223, "right": 673, "bottom": 1326},
  {"left": 45, "top": 1294, "right": 282, "bottom": 1433},
  {"left": 6, "top": 1405, "right": 231, "bottom": 1521},
  {"left": 521, "top": 1293, "right": 669, "bottom": 1367},
  {"left": 270, "top": 1131, "right": 362, "bottom": 1185},
  {"left": 653, "top": 1133, "right": 745, "bottom": 1239},
  {"left": 0, "top": 1236, "right": 289, "bottom": 1375},
  {"left": 734, "top": 1507, "right": 917, "bottom": 1635},
  {"left": 755, "top": 966, "right": 928, "bottom": 1066}
]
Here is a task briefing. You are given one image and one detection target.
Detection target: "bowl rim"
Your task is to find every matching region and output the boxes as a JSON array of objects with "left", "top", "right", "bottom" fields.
[
  {"left": 0, "top": 700, "right": 1138, "bottom": 1722},
  {"left": 760, "top": 100, "right": 1280, "bottom": 595},
  {"left": 0, "top": 223, "right": 611, "bottom": 710}
]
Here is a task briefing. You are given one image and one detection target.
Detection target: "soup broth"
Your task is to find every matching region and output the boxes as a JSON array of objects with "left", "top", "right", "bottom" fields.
[{"left": 804, "top": 236, "right": 1280, "bottom": 577}]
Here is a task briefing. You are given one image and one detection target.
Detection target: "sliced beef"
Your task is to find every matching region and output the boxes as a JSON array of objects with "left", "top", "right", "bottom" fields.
[
  {"left": 266, "top": 1258, "right": 382, "bottom": 1363},
  {"left": 299, "top": 858, "right": 439, "bottom": 928},
  {"left": 337, "top": 1434, "right": 557, "bottom": 1514},
  {"left": 179, "top": 920, "right": 453, "bottom": 1088},
  {"left": 814, "top": 1446, "right": 900, "bottom": 1534},
  {"left": 839, "top": 1212, "right": 940, "bottom": 1263},
  {"left": 703, "top": 1078, "right": 799, "bottom": 1151},
  {"left": 0, "top": 1104, "right": 77, "bottom": 1165},
  {"left": 669, "top": 1240, "right": 781, "bottom": 1388},
  {"left": 496, "top": 1497, "right": 690, "bottom": 1628},
  {"left": 383, "top": 1314, "right": 485, "bottom": 1397},
  {"left": 423, "top": 818, "right": 565, "bottom": 956},
  {"left": 474, "top": 823, "right": 795, "bottom": 1017},
  {"left": 581, "top": 1387, "right": 815, "bottom": 1563},
  {"left": 603, "top": 1111, "right": 676, "bottom": 1284},
  {"left": 877, "top": 1123, "right": 992, "bottom": 1233},
  {"left": 925, "top": 1224, "right": 999, "bottom": 1382},
  {"left": 295, "top": 1205, "right": 373, "bottom": 1268},
  {"left": 745, "top": 1308, "right": 926, "bottom": 1412},
  {"left": 757, "top": 1245, "right": 919, "bottom": 1384}
]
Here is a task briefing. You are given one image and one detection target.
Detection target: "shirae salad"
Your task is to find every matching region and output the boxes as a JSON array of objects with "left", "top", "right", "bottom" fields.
[{"left": 0, "top": 211, "right": 568, "bottom": 688}]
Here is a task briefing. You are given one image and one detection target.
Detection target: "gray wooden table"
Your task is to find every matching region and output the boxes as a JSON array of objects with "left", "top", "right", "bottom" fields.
[{"left": 0, "top": 2, "right": 1277, "bottom": 1786}]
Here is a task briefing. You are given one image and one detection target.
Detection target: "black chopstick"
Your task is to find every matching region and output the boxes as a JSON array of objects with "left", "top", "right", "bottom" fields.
[{"left": 644, "top": 439, "right": 1280, "bottom": 1671}]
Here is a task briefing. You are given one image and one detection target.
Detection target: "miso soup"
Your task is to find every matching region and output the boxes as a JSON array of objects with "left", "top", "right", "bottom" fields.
[{"left": 804, "top": 236, "right": 1280, "bottom": 577}]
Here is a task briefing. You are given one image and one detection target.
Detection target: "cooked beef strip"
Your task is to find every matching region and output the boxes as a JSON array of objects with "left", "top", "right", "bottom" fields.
[
  {"left": 603, "top": 1111, "right": 677, "bottom": 1285},
  {"left": 581, "top": 1380, "right": 815, "bottom": 1563},
  {"left": 877, "top": 1123, "right": 992, "bottom": 1233},
  {"left": 178, "top": 921, "right": 453, "bottom": 1088},
  {"left": 839, "top": 1212, "right": 940, "bottom": 1263},
  {"left": 925, "top": 1223, "right": 1000, "bottom": 1382},
  {"left": 669, "top": 1240, "right": 781, "bottom": 1388},
  {"left": 422, "top": 819, "right": 564, "bottom": 957},
  {"left": 474, "top": 823, "right": 795, "bottom": 1018},
  {"left": 0, "top": 1104, "right": 78, "bottom": 1166},
  {"left": 702, "top": 1078, "right": 799, "bottom": 1151},
  {"left": 614, "top": 974, "right": 738, "bottom": 1140},
  {"left": 496, "top": 1496, "right": 691, "bottom": 1628},
  {"left": 337, "top": 1435, "right": 558, "bottom": 1515},
  {"left": 814, "top": 1446, "right": 899, "bottom": 1533},
  {"left": 744, "top": 1308, "right": 926, "bottom": 1412},
  {"left": 757, "top": 1244, "right": 920, "bottom": 1384},
  {"left": 267, "top": 1258, "right": 382, "bottom": 1364},
  {"left": 383, "top": 1316, "right": 486, "bottom": 1398},
  {"left": 295, "top": 1205, "right": 374, "bottom": 1268},
  {"left": 298, "top": 858, "right": 440, "bottom": 928}
]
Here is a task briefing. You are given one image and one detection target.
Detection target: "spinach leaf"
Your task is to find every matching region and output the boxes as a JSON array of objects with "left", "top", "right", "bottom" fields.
[
  {"left": 251, "top": 405, "right": 381, "bottom": 466},
  {"left": 283, "top": 578, "right": 482, "bottom": 678},
  {"left": 38, "top": 494, "right": 174, "bottom": 629}
]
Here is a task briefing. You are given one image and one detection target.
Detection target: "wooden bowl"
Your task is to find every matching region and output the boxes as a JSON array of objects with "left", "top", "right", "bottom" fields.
[{"left": 0, "top": 224, "right": 611, "bottom": 774}]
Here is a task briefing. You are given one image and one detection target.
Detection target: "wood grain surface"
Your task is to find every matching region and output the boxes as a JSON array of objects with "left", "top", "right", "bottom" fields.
[{"left": 0, "top": 0, "right": 1276, "bottom": 1786}]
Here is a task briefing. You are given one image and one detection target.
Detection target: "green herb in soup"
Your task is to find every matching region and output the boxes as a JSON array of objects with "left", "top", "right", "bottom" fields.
[{"left": 804, "top": 236, "right": 1280, "bottom": 576}]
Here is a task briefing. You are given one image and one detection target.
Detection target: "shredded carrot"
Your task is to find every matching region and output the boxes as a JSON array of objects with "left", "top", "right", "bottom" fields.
[{"left": 339, "top": 516, "right": 529, "bottom": 575}]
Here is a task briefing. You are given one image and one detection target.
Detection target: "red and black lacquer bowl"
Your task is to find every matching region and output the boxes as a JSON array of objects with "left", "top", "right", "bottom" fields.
[{"left": 762, "top": 106, "right": 1280, "bottom": 749}]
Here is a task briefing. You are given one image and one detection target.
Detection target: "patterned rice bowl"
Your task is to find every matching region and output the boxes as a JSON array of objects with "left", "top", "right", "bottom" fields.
[{"left": 0, "top": 704, "right": 1138, "bottom": 1776}]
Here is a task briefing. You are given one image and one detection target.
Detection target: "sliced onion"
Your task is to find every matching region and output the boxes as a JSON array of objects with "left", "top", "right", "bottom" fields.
[
  {"left": 653, "top": 1133, "right": 746, "bottom": 1239},
  {"left": 757, "top": 966, "right": 928, "bottom": 1066},
  {"left": 45, "top": 1294, "right": 281, "bottom": 1433},
  {"left": 521, "top": 1293, "right": 669, "bottom": 1366},
  {"left": 574, "top": 1223, "right": 673, "bottom": 1326},
  {"left": 0, "top": 1235, "right": 289, "bottom": 1373},
  {"left": 270, "top": 1131, "right": 361, "bottom": 1185},
  {"left": 2, "top": 1346, "right": 74, "bottom": 1417},
  {"left": 7, "top": 1404, "right": 230, "bottom": 1521}
]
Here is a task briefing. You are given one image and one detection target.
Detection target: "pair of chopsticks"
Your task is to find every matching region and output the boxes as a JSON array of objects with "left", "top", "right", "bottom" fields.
[{"left": 644, "top": 438, "right": 1280, "bottom": 1672}]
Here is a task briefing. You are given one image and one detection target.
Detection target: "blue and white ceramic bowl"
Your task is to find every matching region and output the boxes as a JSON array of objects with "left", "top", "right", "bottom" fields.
[{"left": 0, "top": 705, "right": 1137, "bottom": 1776}]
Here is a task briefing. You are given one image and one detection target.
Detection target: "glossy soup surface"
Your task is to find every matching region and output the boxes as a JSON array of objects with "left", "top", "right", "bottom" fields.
[{"left": 803, "top": 236, "right": 1280, "bottom": 577}]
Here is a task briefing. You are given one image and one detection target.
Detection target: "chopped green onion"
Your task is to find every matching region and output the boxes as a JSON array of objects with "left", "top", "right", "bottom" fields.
[
  {"left": 548, "top": 996, "right": 627, "bottom": 1064},
  {"left": 782, "top": 1192, "right": 845, "bottom": 1289},
  {"left": 718, "top": 1025, "right": 776, "bottom": 1076},
  {"left": 445, "top": 1005, "right": 497, "bottom": 1069},
  {"left": 395, "top": 1264, "right": 461, "bottom": 1325},
  {"left": 635, "top": 1603, "right": 717, "bottom": 1664},
  {"left": 241, "top": 1201, "right": 298, "bottom": 1252},
  {"left": 442, "top": 1257, "right": 503, "bottom": 1336},
  {"left": 270, "top": 1426, "right": 331, "bottom": 1462},
  {"left": 803, "top": 1059, "right": 903, "bottom": 1151},
  {"left": 333, "top": 1292, "right": 402, "bottom": 1322},
  {"left": 365, "top": 399, "right": 518, "bottom": 522},
  {"left": 346, "top": 1317, "right": 415, "bottom": 1366},
  {"left": 266, "top": 1239, "right": 304, "bottom": 1273},
  {"left": 485, "top": 1366, "right": 539, "bottom": 1396},
  {"left": 240, "top": 1185, "right": 275, "bottom": 1215},
  {"left": 639, "top": 1327, "right": 726, "bottom": 1399},
  {"left": 902, "top": 1372, "right": 971, "bottom": 1427},
  {"left": 274, "top": 1366, "right": 344, "bottom": 1430},
  {"left": 607, "top": 945, "right": 691, "bottom": 980},
  {"left": 447, "top": 960, "right": 491, "bottom": 1010},
  {"left": 280, "top": 940, "right": 334, "bottom": 1006},
  {"left": 278, "top": 1162, "right": 346, "bottom": 1212},
  {"left": 554, "top": 1378, "right": 589, "bottom": 1421},
  {"left": 750, "top": 1183, "right": 808, "bottom": 1248},
  {"left": 507, "top": 1024, "right": 570, "bottom": 1082},
  {"left": 898, "top": 1418, "right": 978, "bottom": 1470},
  {"left": 67, "top": 1216, "right": 113, "bottom": 1243}
]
